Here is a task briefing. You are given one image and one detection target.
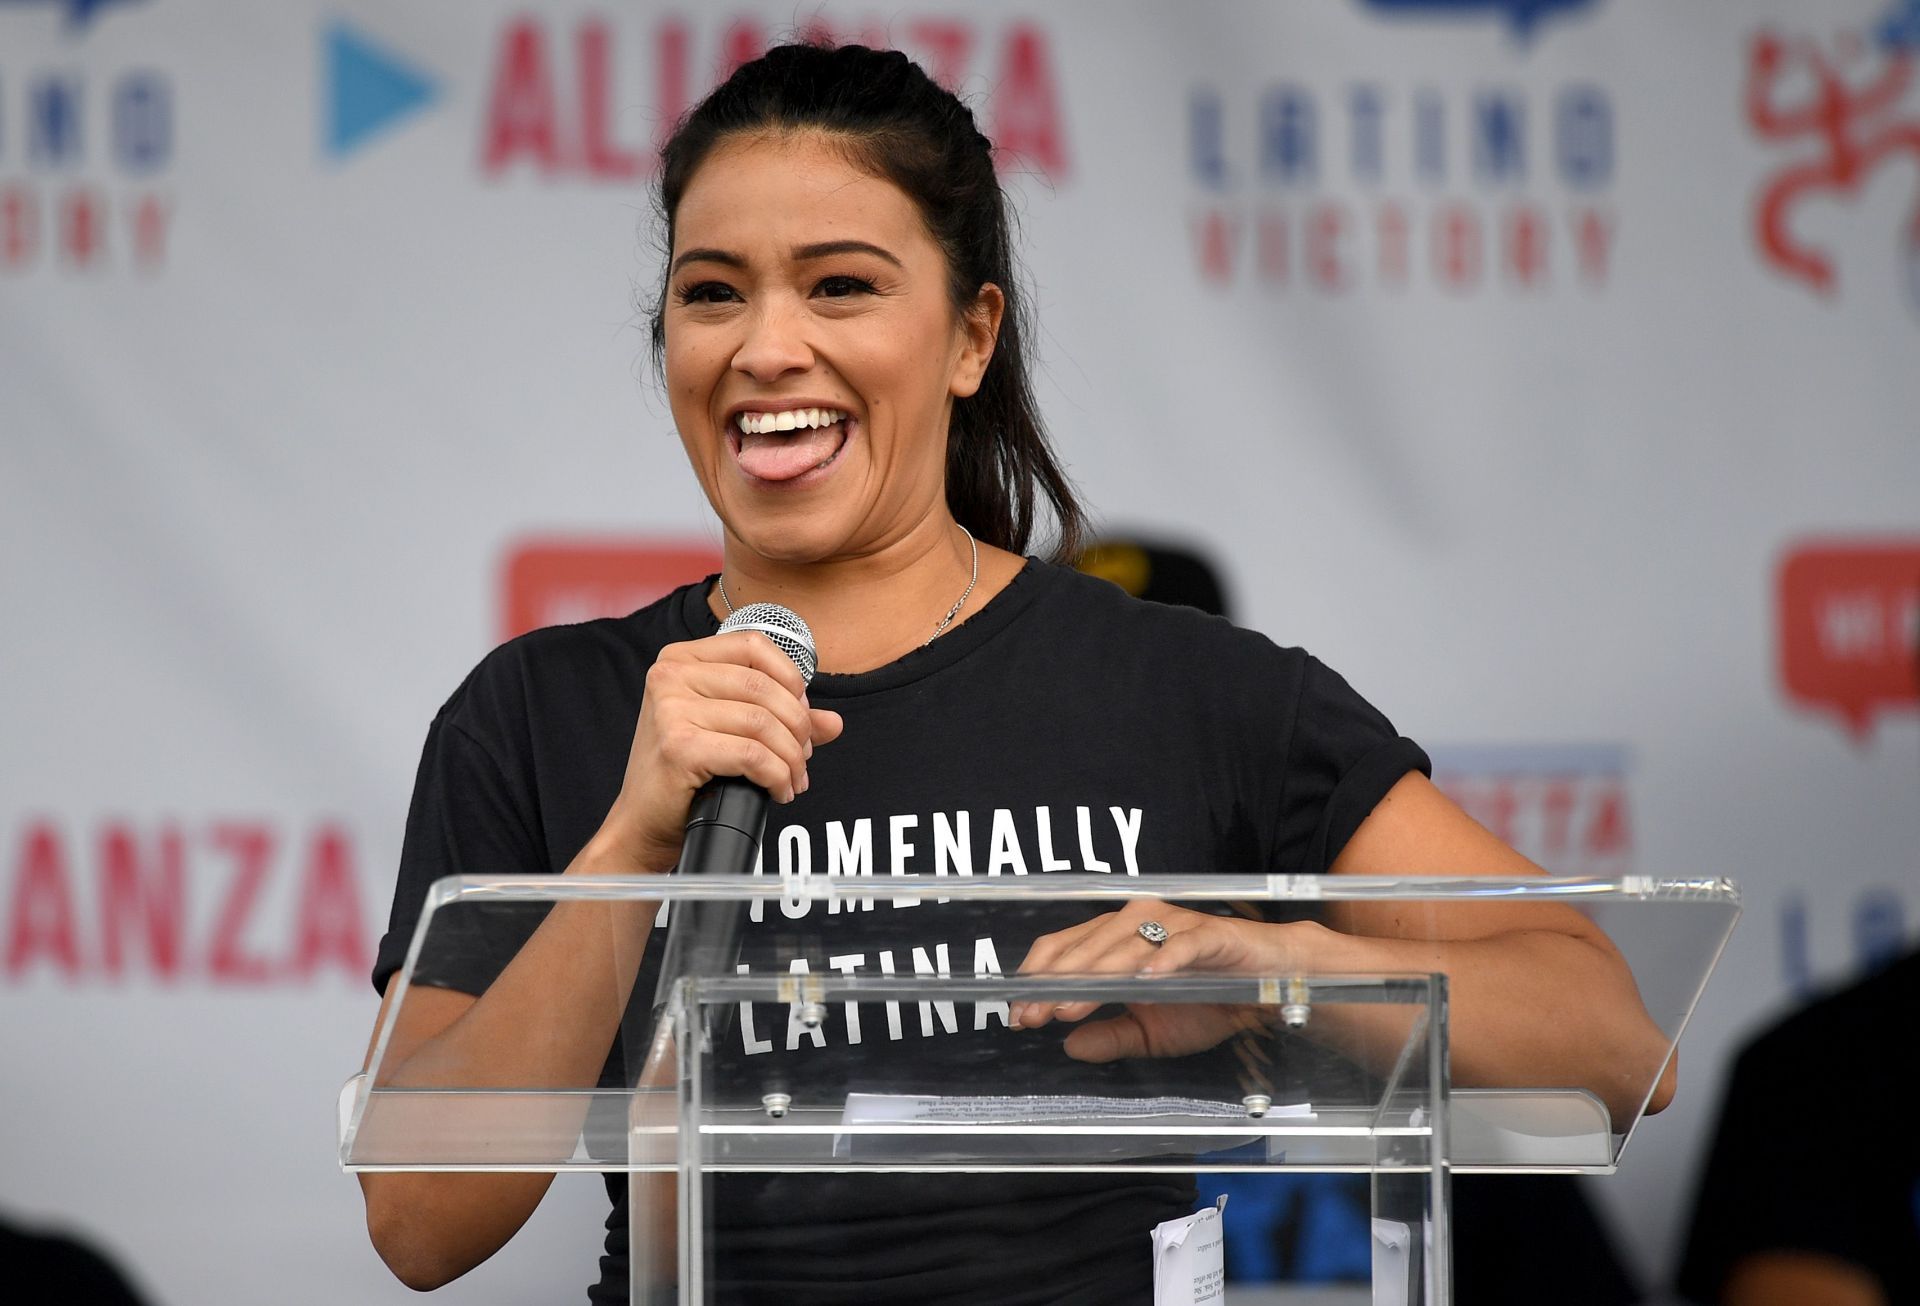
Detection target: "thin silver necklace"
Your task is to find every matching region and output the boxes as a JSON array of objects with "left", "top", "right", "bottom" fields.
[{"left": 717, "top": 525, "right": 980, "bottom": 648}]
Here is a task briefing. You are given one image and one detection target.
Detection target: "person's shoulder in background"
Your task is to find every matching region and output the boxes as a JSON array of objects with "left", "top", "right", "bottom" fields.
[{"left": 1675, "top": 947, "right": 1920, "bottom": 1306}]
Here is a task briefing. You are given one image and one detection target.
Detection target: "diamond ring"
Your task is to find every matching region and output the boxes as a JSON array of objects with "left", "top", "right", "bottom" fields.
[{"left": 1136, "top": 920, "right": 1170, "bottom": 946}]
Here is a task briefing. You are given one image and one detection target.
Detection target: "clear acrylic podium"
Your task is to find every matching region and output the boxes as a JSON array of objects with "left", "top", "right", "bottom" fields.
[{"left": 340, "top": 874, "right": 1736, "bottom": 1304}]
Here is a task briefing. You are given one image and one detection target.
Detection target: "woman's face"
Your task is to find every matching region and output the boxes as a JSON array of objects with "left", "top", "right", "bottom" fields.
[{"left": 662, "top": 130, "right": 999, "bottom": 566}]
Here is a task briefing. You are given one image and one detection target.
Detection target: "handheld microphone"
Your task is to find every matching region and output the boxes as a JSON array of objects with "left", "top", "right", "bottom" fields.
[{"left": 653, "top": 603, "right": 817, "bottom": 1041}]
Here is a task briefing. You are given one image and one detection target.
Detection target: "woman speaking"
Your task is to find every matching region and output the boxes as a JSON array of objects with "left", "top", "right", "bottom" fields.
[{"left": 358, "top": 41, "right": 1673, "bottom": 1304}]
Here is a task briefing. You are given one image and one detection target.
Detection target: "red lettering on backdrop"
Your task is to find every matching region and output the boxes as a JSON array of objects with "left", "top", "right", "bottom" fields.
[
  {"left": 1193, "top": 210, "right": 1238, "bottom": 284},
  {"left": 287, "top": 824, "right": 371, "bottom": 980},
  {"left": 579, "top": 20, "right": 645, "bottom": 180},
  {"left": 1539, "top": 779, "right": 1575, "bottom": 860},
  {"left": 794, "top": 15, "right": 836, "bottom": 48},
  {"left": 1439, "top": 774, "right": 1632, "bottom": 872},
  {"left": 476, "top": 19, "right": 1070, "bottom": 185},
  {"left": 1574, "top": 208, "right": 1614, "bottom": 283},
  {"left": 2, "top": 184, "right": 37, "bottom": 268},
  {"left": 1585, "top": 784, "right": 1630, "bottom": 858},
  {"left": 100, "top": 823, "right": 184, "bottom": 979},
  {"left": 1436, "top": 204, "right": 1481, "bottom": 290},
  {"left": 909, "top": 20, "right": 974, "bottom": 91},
  {"left": 3, "top": 819, "right": 378, "bottom": 984},
  {"left": 61, "top": 188, "right": 103, "bottom": 269},
  {"left": 483, "top": 19, "right": 562, "bottom": 175},
  {"left": 655, "top": 19, "right": 691, "bottom": 146},
  {"left": 1481, "top": 782, "right": 1518, "bottom": 846},
  {"left": 992, "top": 25, "right": 1067, "bottom": 178},
  {"left": 719, "top": 20, "right": 766, "bottom": 80},
  {"left": 207, "top": 823, "right": 274, "bottom": 983},
  {"left": 131, "top": 194, "right": 170, "bottom": 269},
  {"left": 1307, "top": 203, "right": 1347, "bottom": 292},
  {"left": 1377, "top": 202, "right": 1409, "bottom": 287},
  {"left": 1507, "top": 205, "right": 1547, "bottom": 286},
  {"left": 1257, "top": 210, "right": 1288, "bottom": 285},
  {"left": 5, "top": 822, "right": 81, "bottom": 979}
]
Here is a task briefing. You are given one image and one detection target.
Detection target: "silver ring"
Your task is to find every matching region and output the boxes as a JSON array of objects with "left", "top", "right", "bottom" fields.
[{"left": 1136, "top": 920, "right": 1170, "bottom": 946}]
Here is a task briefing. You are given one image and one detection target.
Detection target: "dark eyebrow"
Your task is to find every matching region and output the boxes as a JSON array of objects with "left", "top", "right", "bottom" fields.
[
  {"left": 793, "top": 240, "right": 903, "bottom": 268},
  {"left": 669, "top": 240, "right": 903, "bottom": 278},
  {"left": 669, "top": 247, "right": 747, "bottom": 276}
]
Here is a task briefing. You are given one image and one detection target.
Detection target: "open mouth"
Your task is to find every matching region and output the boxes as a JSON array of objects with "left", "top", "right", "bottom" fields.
[{"left": 729, "top": 407, "right": 851, "bottom": 483}]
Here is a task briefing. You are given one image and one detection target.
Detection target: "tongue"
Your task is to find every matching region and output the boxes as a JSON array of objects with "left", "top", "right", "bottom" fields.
[{"left": 736, "top": 425, "right": 845, "bottom": 482}]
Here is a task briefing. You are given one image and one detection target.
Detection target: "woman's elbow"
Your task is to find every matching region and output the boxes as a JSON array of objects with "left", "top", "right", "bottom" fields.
[
  {"left": 368, "top": 1211, "right": 463, "bottom": 1291},
  {"left": 1644, "top": 1047, "right": 1678, "bottom": 1115},
  {"left": 1599, "top": 1039, "right": 1676, "bottom": 1123},
  {"left": 362, "top": 1179, "right": 481, "bottom": 1292}
]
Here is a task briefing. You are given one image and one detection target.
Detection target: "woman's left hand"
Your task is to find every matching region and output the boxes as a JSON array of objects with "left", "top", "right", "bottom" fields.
[{"left": 1012, "top": 900, "right": 1323, "bottom": 1063}]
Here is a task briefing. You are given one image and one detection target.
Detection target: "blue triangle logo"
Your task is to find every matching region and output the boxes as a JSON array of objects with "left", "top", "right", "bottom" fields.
[{"left": 324, "top": 21, "right": 438, "bottom": 159}]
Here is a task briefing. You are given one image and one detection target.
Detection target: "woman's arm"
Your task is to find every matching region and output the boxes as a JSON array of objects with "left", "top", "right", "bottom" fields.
[
  {"left": 1322, "top": 771, "right": 1676, "bottom": 1118},
  {"left": 358, "top": 631, "right": 842, "bottom": 1289},
  {"left": 1017, "top": 773, "right": 1676, "bottom": 1125},
  {"left": 356, "top": 847, "right": 658, "bottom": 1290}
]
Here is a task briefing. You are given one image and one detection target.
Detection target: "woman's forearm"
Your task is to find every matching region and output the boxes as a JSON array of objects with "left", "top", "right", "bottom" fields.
[
  {"left": 359, "top": 835, "right": 667, "bottom": 1287},
  {"left": 1302, "top": 920, "right": 1675, "bottom": 1123}
]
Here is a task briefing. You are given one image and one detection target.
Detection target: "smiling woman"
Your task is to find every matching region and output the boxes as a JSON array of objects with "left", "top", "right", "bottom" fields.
[
  {"left": 358, "top": 40, "right": 1674, "bottom": 1306},
  {"left": 658, "top": 128, "right": 1005, "bottom": 649}
]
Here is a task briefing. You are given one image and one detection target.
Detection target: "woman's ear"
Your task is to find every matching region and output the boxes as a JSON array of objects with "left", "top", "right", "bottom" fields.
[{"left": 949, "top": 283, "right": 1006, "bottom": 398}]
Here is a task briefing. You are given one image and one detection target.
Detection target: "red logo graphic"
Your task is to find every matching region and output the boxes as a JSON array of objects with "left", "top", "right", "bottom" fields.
[
  {"left": 1747, "top": 29, "right": 1920, "bottom": 300},
  {"left": 501, "top": 537, "right": 722, "bottom": 641},
  {"left": 1778, "top": 540, "right": 1920, "bottom": 740}
]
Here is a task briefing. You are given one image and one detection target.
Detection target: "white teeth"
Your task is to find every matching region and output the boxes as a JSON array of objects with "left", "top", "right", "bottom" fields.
[{"left": 736, "top": 409, "right": 847, "bottom": 434}]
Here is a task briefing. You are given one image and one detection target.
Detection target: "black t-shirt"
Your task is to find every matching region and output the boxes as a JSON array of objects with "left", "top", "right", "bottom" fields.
[
  {"left": 374, "top": 559, "right": 1430, "bottom": 1304},
  {"left": 1676, "top": 949, "right": 1920, "bottom": 1304}
]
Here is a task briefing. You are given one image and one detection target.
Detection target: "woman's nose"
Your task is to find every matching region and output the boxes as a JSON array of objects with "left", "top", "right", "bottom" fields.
[{"left": 730, "top": 301, "right": 813, "bottom": 381}]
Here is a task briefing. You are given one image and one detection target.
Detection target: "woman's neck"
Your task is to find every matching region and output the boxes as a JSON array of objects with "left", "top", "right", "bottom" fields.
[{"left": 710, "top": 517, "right": 1027, "bottom": 674}]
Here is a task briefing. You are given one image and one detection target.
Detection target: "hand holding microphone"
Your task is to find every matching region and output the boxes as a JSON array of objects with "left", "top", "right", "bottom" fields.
[
  {"left": 618, "top": 603, "right": 834, "bottom": 1035},
  {"left": 599, "top": 603, "right": 841, "bottom": 879}
]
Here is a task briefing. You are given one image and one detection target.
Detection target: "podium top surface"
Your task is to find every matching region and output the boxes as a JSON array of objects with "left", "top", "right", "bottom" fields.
[{"left": 344, "top": 874, "right": 1736, "bottom": 1176}]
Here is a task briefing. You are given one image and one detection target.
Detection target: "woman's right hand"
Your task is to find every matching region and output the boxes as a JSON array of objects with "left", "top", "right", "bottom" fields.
[{"left": 591, "top": 629, "right": 845, "bottom": 873}]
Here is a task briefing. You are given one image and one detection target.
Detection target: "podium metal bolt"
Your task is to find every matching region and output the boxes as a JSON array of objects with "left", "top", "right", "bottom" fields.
[
  {"left": 1281, "top": 977, "right": 1311, "bottom": 1029},
  {"left": 1242, "top": 1094, "right": 1272, "bottom": 1119},
  {"left": 761, "top": 1092, "right": 792, "bottom": 1119},
  {"left": 798, "top": 1000, "right": 826, "bottom": 1029}
]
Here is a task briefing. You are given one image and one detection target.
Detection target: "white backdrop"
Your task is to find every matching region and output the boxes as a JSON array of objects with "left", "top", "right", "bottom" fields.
[{"left": 3, "top": 2, "right": 1917, "bottom": 1302}]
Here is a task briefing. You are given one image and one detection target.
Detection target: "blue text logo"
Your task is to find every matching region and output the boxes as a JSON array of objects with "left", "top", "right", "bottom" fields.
[
  {"left": 0, "top": 0, "right": 144, "bottom": 33},
  {"left": 1358, "top": 0, "right": 1599, "bottom": 43}
]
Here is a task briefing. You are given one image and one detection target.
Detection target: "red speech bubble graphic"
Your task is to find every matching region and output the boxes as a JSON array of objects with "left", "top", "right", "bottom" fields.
[
  {"left": 1778, "top": 540, "right": 1920, "bottom": 741},
  {"left": 501, "top": 537, "right": 722, "bottom": 642}
]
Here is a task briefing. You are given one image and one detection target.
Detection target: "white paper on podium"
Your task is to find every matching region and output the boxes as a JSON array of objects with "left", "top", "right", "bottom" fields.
[
  {"left": 832, "top": 1092, "right": 1311, "bottom": 1160},
  {"left": 1151, "top": 1196, "right": 1227, "bottom": 1306},
  {"left": 1371, "top": 1218, "right": 1411, "bottom": 1306},
  {"left": 840, "top": 1093, "right": 1307, "bottom": 1124}
]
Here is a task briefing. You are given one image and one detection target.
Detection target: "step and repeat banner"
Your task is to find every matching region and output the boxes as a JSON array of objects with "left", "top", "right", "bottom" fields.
[{"left": 3, "top": 1, "right": 1917, "bottom": 1302}]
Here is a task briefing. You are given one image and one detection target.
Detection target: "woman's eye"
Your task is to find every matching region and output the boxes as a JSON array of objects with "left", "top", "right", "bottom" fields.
[
  {"left": 815, "top": 275, "right": 877, "bottom": 299},
  {"left": 677, "top": 281, "right": 739, "bottom": 306}
]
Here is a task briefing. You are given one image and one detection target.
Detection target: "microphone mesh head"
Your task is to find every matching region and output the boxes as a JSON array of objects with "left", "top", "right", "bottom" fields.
[{"left": 718, "top": 602, "right": 817, "bottom": 685}]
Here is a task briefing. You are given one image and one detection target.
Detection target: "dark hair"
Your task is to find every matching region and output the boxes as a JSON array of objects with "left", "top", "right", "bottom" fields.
[{"left": 649, "top": 42, "right": 1085, "bottom": 562}]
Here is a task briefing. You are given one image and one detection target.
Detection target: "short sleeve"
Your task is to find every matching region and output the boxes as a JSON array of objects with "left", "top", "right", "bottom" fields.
[
  {"left": 371, "top": 687, "right": 547, "bottom": 997},
  {"left": 1272, "top": 655, "right": 1430, "bottom": 873}
]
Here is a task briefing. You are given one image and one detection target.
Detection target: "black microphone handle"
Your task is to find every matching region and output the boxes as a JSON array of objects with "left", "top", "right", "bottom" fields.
[{"left": 650, "top": 777, "right": 769, "bottom": 1047}]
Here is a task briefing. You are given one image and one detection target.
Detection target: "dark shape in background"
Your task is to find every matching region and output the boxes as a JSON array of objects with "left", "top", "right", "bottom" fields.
[{"left": 1, "top": 1214, "right": 155, "bottom": 1306}]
